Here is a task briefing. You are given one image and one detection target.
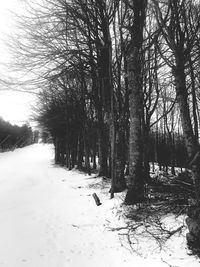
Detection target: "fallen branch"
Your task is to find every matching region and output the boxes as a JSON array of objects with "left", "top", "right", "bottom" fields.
[
  {"left": 92, "top": 193, "right": 102, "bottom": 206},
  {"left": 161, "top": 258, "right": 179, "bottom": 267},
  {"left": 108, "top": 222, "right": 143, "bottom": 232},
  {"left": 167, "top": 225, "right": 184, "bottom": 238}
]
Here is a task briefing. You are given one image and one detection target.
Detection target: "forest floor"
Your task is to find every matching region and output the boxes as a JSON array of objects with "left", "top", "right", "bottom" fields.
[{"left": 0, "top": 144, "right": 199, "bottom": 267}]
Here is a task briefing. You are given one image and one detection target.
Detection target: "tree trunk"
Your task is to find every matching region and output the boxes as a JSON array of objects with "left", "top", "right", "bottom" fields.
[
  {"left": 125, "top": 47, "right": 144, "bottom": 204},
  {"left": 124, "top": 0, "right": 147, "bottom": 204},
  {"left": 110, "top": 128, "right": 126, "bottom": 196},
  {"left": 170, "top": 133, "right": 175, "bottom": 175},
  {"left": 54, "top": 136, "right": 61, "bottom": 164},
  {"left": 84, "top": 136, "right": 91, "bottom": 176},
  {"left": 92, "top": 142, "right": 97, "bottom": 170},
  {"left": 173, "top": 62, "right": 200, "bottom": 201},
  {"left": 143, "top": 123, "right": 151, "bottom": 184},
  {"left": 65, "top": 143, "right": 70, "bottom": 169},
  {"left": 189, "top": 55, "right": 199, "bottom": 143},
  {"left": 77, "top": 135, "right": 84, "bottom": 169},
  {"left": 98, "top": 125, "right": 108, "bottom": 177}
]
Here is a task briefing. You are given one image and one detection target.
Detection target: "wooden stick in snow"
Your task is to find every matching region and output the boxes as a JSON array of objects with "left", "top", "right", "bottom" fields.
[{"left": 92, "top": 193, "right": 102, "bottom": 206}]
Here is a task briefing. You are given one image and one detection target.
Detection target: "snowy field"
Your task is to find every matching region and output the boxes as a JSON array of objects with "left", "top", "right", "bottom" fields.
[{"left": 0, "top": 144, "right": 199, "bottom": 267}]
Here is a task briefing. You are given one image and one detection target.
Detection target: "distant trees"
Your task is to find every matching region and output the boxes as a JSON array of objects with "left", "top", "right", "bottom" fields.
[{"left": 0, "top": 117, "right": 33, "bottom": 151}]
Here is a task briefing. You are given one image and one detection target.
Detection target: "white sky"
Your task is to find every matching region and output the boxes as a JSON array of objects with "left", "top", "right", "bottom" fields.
[{"left": 0, "top": 0, "right": 36, "bottom": 126}]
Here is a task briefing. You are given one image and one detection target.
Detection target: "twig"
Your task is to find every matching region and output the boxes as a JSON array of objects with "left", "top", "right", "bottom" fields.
[
  {"left": 167, "top": 225, "right": 184, "bottom": 238},
  {"left": 108, "top": 222, "right": 143, "bottom": 232},
  {"left": 109, "top": 226, "right": 129, "bottom": 231},
  {"left": 161, "top": 258, "right": 179, "bottom": 267}
]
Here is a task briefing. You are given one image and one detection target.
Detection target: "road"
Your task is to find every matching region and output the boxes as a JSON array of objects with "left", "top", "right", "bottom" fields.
[{"left": 0, "top": 144, "right": 142, "bottom": 267}]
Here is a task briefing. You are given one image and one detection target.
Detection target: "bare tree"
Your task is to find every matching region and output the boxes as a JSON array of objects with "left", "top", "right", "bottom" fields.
[
  {"left": 153, "top": 0, "right": 200, "bottom": 201},
  {"left": 124, "top": 0, "right": 148, "bottom": 204}
]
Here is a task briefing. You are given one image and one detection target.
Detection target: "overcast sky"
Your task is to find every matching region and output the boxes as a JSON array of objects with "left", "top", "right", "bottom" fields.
[{"left": 0, "top": 0, "right": 36, "bottom": 126}]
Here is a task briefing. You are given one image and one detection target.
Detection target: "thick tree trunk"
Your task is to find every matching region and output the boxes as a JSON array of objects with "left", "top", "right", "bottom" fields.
[
  {"left": 173, "top": 62, "right": 200, "bottom": 200},
  {"left": 124, "top": 0, "right": 146, "bottom": 204},
  {"left": 174, "top": 65, "right": 196, "bottom": 157},
  {"left": 125, "top": 46, "right": 144, "bottom": 204},
  {"left": 110, "top": 129, "right": 126, "bottom": 196}
]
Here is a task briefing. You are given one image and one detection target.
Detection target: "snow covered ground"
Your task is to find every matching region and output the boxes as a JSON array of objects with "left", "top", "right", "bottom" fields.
[{"left": 0, "top": 144, "right": 199, "bottom": 267}]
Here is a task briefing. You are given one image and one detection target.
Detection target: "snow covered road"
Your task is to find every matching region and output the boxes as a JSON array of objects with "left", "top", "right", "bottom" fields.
[
  {"left": 0, "top": 144, "right": 199, "bottom": 267},
  {"left": 0, "top": 144, "right": 138, "bottom": 267}
]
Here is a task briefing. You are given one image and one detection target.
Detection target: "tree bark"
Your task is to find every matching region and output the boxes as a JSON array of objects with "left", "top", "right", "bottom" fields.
[
  {"left": 125, "top": 48, "right": 144, "bottom": 204},
  {"left": 77, "top": 135, "right": 84, "bottom": 169},
  {"left": 110, "top": 128, "right": 126, "bottom": 196},
  {"left": 173, "top": 61, "right": 200, "bottom": 201},
  {"left": 143, "top": 125, "right": 151, "bottom": 184},
  {"left": 98, "top": 124, "right": 108, "bottom": 177},
  {"left": 124, "top": 0, "right": 147, "bottom": 204},
  {"left": 84, "top": 135, "right": 91, "bottom": 176}
]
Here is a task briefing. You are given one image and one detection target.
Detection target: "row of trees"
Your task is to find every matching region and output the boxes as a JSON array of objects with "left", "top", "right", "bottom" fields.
[
  {"left": 0, "top": 117, "right": 33, "bottom": 151},
  {"left": 12, "top": 0, "right": 200, "bottom": 204}
]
